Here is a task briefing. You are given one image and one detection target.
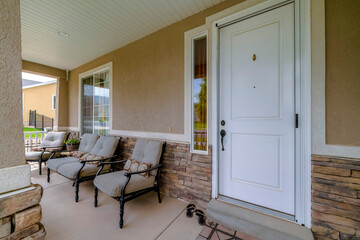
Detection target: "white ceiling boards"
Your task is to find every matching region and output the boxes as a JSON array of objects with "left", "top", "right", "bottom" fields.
[{"left": 20, "top": 0, "right": 224, "bottom": 70}]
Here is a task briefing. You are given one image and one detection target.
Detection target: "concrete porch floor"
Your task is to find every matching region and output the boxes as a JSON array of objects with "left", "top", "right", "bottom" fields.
[{"left": 30, "top": 164, "right": 203, "bottom": 240}]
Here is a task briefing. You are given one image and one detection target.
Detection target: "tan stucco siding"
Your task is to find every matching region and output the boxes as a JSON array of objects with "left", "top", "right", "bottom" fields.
[
  {"left": 68, "top": 0, "right": 245, "bottom": 134},
  {"left": 0, "top": 0, "right": 25, "bottom": 169},
  {"left": 324, "top": 0, "right": 360, "bottom": 147},
  {"left": 23, "top": 83, "right": 57, "bottom": 123}
]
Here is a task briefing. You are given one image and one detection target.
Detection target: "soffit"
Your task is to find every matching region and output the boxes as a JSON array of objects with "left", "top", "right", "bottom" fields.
[{"left": 21, "top": 0, "right": 224, "bottom": 70}]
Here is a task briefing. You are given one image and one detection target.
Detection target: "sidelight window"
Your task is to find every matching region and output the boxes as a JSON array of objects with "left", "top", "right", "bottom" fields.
[{"left": 191, "top": 35, "right": 208, "bottom": 153}]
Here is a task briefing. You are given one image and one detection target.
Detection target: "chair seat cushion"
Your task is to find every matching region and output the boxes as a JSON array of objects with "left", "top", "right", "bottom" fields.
[
  {"left": 57, "top": 162, "right": 110, "bottom": 180},
  {"left": 94, "top": 171, "right": 156, "bottom": 197},
  {"left": 41, "top": 131, "right": 67, "bottom": 148},
  {"left": 25, "top": 151, "right": 52, "bottom": 161},
  {"left": 46, "top": 157, "right": 78, "bottom": 171}
]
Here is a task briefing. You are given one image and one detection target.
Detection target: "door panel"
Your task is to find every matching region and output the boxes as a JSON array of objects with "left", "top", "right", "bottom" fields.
[
  {"left": 219, "top": 3, "right": 295, "bottom": 215},
  {"left": 231, "top": 21, "right": 281, "bottom": 119}
]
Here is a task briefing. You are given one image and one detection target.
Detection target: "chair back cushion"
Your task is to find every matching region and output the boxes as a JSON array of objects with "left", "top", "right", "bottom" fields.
[
  {"left": 131, "top": 139, "right": 164, "bottom": 176},
  {"left": 79, "top": 134, "right": 99, "bottom": 153},
  {"left": 90, "top": 136, "right": 119, "bottom": 157},
  {"left": 40, "top": 132, "right": 67, "bottom": 148}
]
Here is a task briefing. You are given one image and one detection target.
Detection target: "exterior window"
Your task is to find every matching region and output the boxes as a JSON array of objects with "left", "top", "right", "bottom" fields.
[
  {"left": 80, "top": 69, "right": 110, "bottom": 135},
  {"left": 192, "top": 36, "right": 207, "bottom": 152},
  {"left": 52, "top": 95, "right": 56, "bottom": 110}
]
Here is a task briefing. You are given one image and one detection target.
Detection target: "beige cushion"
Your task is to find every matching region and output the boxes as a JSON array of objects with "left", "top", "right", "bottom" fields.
[
  {"left": 94, "top": 171, "right": 156, "bottom": 197},
  {"left": 90, "top": 136, "right": 119, "bottom": 157},
  {"left": 78, "top": 134, "right": 99, "bottom": 153},
  {"left": 40, "top": 132, "right": 67, "bottom": 148},
  {"left": 25, "top": 151, "right": 52, "bottom": 161},
  {"left": 57, "top": 162, "right": 110, "bottom": 180},
  {"left": 131, "top": 140, "right": 164, "bottom": 176},
  {"left": 46, "top": 157, "right": 78, "bottom": 171}
]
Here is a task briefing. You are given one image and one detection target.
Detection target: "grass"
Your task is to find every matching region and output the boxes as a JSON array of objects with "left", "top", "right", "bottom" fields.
[
  {"left": 194, "top": 122, "right": 207, "bottom": 130},
  {"left": 23, "top": 127, "right": 44, "bottom": 138}
]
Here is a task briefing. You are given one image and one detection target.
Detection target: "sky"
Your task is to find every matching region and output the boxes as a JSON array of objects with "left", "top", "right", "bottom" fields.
[{"left": 22, "top": 72, "right": 57, "bottom": 82}]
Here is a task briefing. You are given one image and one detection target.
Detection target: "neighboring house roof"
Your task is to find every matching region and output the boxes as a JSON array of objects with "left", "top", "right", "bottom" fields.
[
  {"left": 22, "top": 79, "right": 57, "bottom": 89},
  {"left": 22, "top": 79, "right": 41, "bottom": 87}
]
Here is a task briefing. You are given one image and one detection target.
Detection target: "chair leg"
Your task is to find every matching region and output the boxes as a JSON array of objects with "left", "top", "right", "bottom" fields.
[
  {"left": 157, "top": 186, "right": 162, "bottom": 204},
  {"left": 75, "top": 180, "right": 80, "bottom": 202},
  {"left": 47, "top": 168, "right": 51, "bottom": 183},
  {"left": 38, "top": 160, "right": 42, "bottom": 175},
  {"left": 119, "top": 199, "right": 125, "bottom": 229},
  {"left": 94, "top": 187, "right": 98, "bottom": 207}
]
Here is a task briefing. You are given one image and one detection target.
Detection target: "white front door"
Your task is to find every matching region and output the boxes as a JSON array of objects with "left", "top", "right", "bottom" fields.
[{"left": 219, "top": 3, "right": 295, "bottom": 215}]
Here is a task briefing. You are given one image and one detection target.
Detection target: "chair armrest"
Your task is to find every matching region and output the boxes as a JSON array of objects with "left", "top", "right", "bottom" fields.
[
  {"left": 124, "top": 164, "right": 163, "bottom": 176},
  {"left": 29, "top": 146, "right": 64, "bottom": 151},
  {"left": 97, "top": 159, "right": 127, "bottom": 166},
  {"left": 79, "top": 155, "right": 118, "bottom": 163},
  {"left": 48, "top": 148, "right": 76, "bottom": 153}
]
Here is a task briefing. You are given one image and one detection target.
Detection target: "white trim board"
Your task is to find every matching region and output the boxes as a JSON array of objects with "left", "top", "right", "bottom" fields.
[
  {"left": 110, "top": 130, "right": 189, "bottom": 143},
  {"left": 311, "top": 0, "right": 360, "bottom": 159},
  {"left": 208, "top": 0, "right": 312, "bottom": 228}
]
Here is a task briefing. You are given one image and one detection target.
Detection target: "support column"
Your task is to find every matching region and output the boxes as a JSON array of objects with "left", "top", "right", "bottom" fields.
[{"left": 0, "top": 1, "right": 45, "bottom": 239}]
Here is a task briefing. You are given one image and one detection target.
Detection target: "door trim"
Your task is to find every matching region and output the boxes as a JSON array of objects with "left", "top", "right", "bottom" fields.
[{"left": 210, "top": 0, "right": 311, "bottom": 227}]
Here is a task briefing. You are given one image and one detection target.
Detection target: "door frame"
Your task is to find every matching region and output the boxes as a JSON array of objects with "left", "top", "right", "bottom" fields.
[{"left": 210, "top": 0, "right": 312, "bottom": 227}]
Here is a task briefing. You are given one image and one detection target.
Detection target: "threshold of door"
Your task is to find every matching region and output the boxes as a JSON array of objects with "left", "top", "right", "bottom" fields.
[
  {"left": 206, "top": 198, "right": 314, "bottom": 240},
  {"left": 218, "top": 195, "right": 295, "bottom": 222}
]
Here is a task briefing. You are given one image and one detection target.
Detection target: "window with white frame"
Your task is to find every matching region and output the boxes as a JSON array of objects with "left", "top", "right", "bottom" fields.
[
  {"left": 52, "top": 95, "right": 56, "bottom": 110},
  {"left": 80, "top": 67, "right": 111, "bottom": 135},
  {"left": 191, "top": 34, "right": 208, "bottom": 153}
]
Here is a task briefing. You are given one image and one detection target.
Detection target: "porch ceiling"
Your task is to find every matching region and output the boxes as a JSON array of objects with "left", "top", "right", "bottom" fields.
[{"left": 20, "top": 0, "right": 224, "bottom": 70}]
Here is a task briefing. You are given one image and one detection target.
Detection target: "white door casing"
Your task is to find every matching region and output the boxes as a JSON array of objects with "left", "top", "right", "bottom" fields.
[{"left": 219, "top": 3, "right": 295, "bottom": 215}]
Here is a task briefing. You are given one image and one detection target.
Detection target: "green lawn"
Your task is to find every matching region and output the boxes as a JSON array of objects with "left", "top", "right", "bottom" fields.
[
  {"left": 194, "top": 122, "right": 207, "bottom": 130},
  {"left": 23, "top": 127, "right": 44, "bottom": 138}
]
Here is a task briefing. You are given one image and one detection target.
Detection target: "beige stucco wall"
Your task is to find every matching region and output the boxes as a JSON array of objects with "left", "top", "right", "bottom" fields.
[
  {"left": 22, "top": 60, "right": 69, "bottom": 128},
  {"left": 324, "top": 0, "right": 360, "bottom": 147},
  {"left": 23, "top": 83, "right": 57, "bottom": 123},
  {"left": 68, "top": 0, "right": 245, "bottom": 134},
  {"left": 0, "top": 0, "right": 25, "bottom": 169}
]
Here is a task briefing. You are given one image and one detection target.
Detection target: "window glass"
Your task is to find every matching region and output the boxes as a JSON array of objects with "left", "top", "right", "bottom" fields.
[
  {"left": 193, "top": 37, "right": 207, "bottom": 152},
  {"left": 81, "top": 69, "right": 110, "bottom": 135}
]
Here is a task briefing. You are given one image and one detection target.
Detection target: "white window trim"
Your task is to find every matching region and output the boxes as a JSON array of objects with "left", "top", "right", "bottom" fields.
[
  {"left": 187, "top": 31, "right": 209, "bottom": 155},
  {"left": 52, "top": 94, "right": 56, "bottom": 110},
  {"left": 208, "top": 0, "right": 312, "bottom": 228},
  {"left": 78, "top": 62, "right": 113, "bottom": 135}
]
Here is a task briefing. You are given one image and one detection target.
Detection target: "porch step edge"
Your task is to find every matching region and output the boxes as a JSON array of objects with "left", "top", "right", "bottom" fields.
[{"left": 206, "top": 199, "right": 314, "bottom": 240}]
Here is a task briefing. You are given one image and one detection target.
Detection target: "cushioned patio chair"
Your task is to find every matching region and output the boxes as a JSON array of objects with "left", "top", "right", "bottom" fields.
[
  {"left": 93, "top": 139, "right": 165, "bottom": 228},
  {"left": 47, "top": 134, "right": 121, "bottom": 202},
  {"left": 25, "top": 131, "right": 69, "bottom": 175}
]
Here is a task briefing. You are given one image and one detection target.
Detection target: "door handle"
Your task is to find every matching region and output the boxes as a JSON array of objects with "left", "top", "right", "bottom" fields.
[{"left": 220, "top": 129, "right": 226, "bottom": 151}]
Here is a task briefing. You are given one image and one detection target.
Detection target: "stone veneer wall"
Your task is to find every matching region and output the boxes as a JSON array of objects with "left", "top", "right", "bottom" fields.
[
  {"left": 311, "top": 155, "right": 360, "bottom": 240},
  {"left": 119, "top": 137, "right": 213, "bottom": 209},
  {"left": 0, "top": 185, "right": 45, "bottom": 239}
]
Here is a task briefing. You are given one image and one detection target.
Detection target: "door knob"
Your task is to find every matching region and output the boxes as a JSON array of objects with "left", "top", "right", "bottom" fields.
[{"left": 220, "top": 130, "right": 226, "bottom": 151}]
